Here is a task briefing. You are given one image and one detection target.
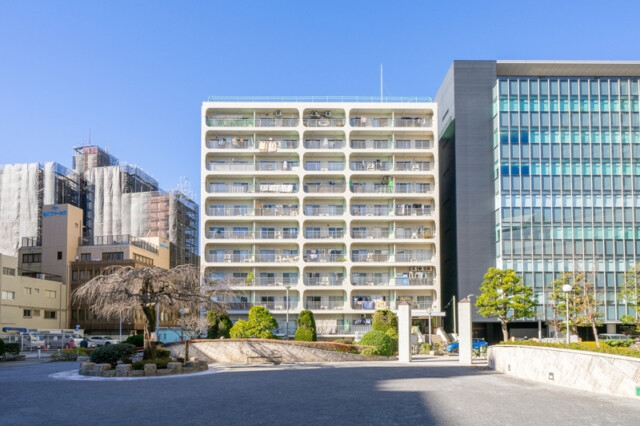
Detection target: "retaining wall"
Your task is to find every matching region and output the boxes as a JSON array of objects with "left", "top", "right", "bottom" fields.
[
  {"left": 164, "top": 339, "right": 390, "bottom": 363},
  {"left": 488, "top": 345, "right": 640, "bottom": 399}
]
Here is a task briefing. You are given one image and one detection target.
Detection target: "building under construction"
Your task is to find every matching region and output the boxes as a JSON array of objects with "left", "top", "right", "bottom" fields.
[{"left": 0, "top": 145, "right": 198, "bottom": 267}]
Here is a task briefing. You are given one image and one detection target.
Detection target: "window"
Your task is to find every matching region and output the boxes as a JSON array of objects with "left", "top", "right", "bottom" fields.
[
  {"left": 34, "top": 288, "right": 39, "bottom": 294},
  {"left": 80, "top": 253, "right": 91, "bottom": 261},
  {"left": 44, "top": 311, "right": 57, "bottom": 319},
  {"left": 102, "top": 252, "right": 124, "bottom": 261},
  {"left": 57, "top": 251, "right": 63, "bottom": 260},
  {"left": 2, "top": 267, "right": 15, "bottom": 276},
  {"left": 134, "top": 253, "right": 154, "bottom": 265},
  {"left": 22, "top": 253, "right": 42, "bottom": 263},
  {"left": 23, "top": 309, "right": 31, "bottom": 318},
  {"left": 24, "top": 287, "right": 31, "bottom": 295},
  {"left": 45, "top": 290, "right": 56, "bottom": 299},
  {"left": 72, "top": 271, "right": 78, "bottom": 281},
  {"left": 1, "top": 291, "right": 15, "bottom": 300}
]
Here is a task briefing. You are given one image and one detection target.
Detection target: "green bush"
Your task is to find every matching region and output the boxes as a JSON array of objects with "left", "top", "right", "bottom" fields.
[
  {"left": 155, "top": 348, "right": 171, "bottom": 359},
  {"left": 0, "top": 339, "right": 5, "bottom": 357},
  {"left": 294, "top": 327, "right": 315, "bottom": 342},
  {"left": 229, "top": 306, "right": 278, "bottom": 339},
  {"left": 386, "top": 328, "right": 398, "bottom": 353},
  {"left": 206, "top": 310, "right": 233, "bottom": 339},
  {"left": 333, "top": 338, "right": 354, "bottom": 344},
  {"left": 90, "top": 343, "right": 136, "bottom": 366},
  {"left": 132, "top": 359, "right": 169, "bottom": 370},
  {"left": 124, "top": 334, "right": 144, "bottom": 347},
  {"left": 372, "top": 309, "right": 398, "bottom": 333},
  {"left": 51, "top": 347, "right": 87, "bottom": 361},
  {"left": 361, "top": 347, "right": 380, "bottom": 356},
  {"left": 420, "top": 343, "right": 431, "bottom": 354},
  {"left": 359, "top": 330, "right": 394, "bottom": 357},
  {"left": 4, "top": 343, "right": 20, "bottom": 356},
  {"left": 603, "top": 339, "right": 634, "bottom": 347},
  {"left": 296, "top": 310, "right": 317, "bottom": 341}
]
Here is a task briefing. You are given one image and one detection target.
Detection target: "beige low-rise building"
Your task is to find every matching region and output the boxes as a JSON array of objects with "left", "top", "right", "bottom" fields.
[{"left": 0, "top": 254, "right": 68, "bottom": 329}]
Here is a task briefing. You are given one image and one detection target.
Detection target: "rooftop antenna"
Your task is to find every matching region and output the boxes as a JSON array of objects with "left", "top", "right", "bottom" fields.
[{"left": 380, "top": 64, "right": 383, "bottom": 102}]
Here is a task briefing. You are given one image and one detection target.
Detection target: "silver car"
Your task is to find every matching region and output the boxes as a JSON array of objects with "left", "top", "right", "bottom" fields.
[{"left": 87, "top": 336, "right": 119, "bottom": 347}]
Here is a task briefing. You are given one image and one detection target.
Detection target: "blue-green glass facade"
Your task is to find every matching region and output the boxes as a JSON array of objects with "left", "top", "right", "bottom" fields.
[{"left": 493, "top": 77, "right": 640, "bottom": 322}]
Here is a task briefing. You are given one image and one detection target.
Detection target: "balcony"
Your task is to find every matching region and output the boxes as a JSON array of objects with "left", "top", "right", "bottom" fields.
[
  {"left": 206, "top": 117, "right": 299, "bottom": 127},
  {"left": 206, "top": 231, "right": 254, "bottom": 240},
  {"left": 395, "top": 252, "right": 433, "bottom": 263},
  {"left": 255, "top": 206, "right": 299, "bottom": 216},
  {"left": 256, "top": 252, "right": 300, "bottom": 263},
  {"left": 304, "top": 253, "right": 346, "bottom": 263},
  {"left": 349, "top": 160, "right": 390, "bottom": 171},
  {"left": 351, "top": 228, "right": 390, "bottom": 239},
  {"left": 256, "top": 183, "right": 298, "bottom": 194},
  {"left": 304, "top": 206, "right": 345, "bottom": 216},
  {"left": 350, "top": 139, "right": 392, "bottom": 149},
  {"left": 394, "top": 183, "right": 431, "bottom": 194},
  {"left": 323, "top": 324, "right": 373, "bottom": 335},
  {"left": 351, "top": 276, "right": 391, "bottom": 286},
  {"left": 352, "top": 300, "right": 389, "bottom": 310},
  {"left": 304, "top": 229, "right": 345, "bottom": 239},
  {"left": 207, "top": 162, "right": 299, "bottom": 172},
  {"left": 394, "top": 139, "right": 432, "bottom": 149},
  {"left": 226, "top": 301, "right": 298, "bottom": 311},
  {"left": 207, "top": 138, "right": 253, "bottom": 149},
  {"left": 304, "top": 183, "right": 346, "bottom": 193},
  {"left": 256, "top": 230, "right": 299, "bottom": 240},
  {"left": 304, "top": 139, "right": 345, "bottom": 149},
  {"left": 303, "top": 118, "right": 345, "bottom": 127},
  {"left": 255, "top": 276, "right": 299, "bottom": 286},
  {"left": 350, "top": 117, "right": 389, "bottom": 127},
  {"left": 351, "top": 206, "right": 391, "bottom": 216},
  {"left": 394, "top": 161, "right": 433, "bottom": 172},
  {"left": 257, "top": 139, "right": 298, "bottom": 150},
  {"left": 304, "top": 276, "right": 344, "bottom": 286},
  {"left": 206, "top": 253, "right": 252, "bottom": 263},
  {"left": 351, "top": 253, "right": 390, "bottom": 262},
  {"left": 393, "top": 117, "right": 432, "bottom": 127},
  {"left": 395, "top": 205, "right": 431, "bottom": 216},
  {"left": 350, "top": 183, "right": 393, "bottom": 194},
  {"left": 305, "top": 300, "right": 345, "bottom": 310},
  {"left": 304, "top": 161, "right": 345, "bottom": 172},
  {"left": 395, "top": 227, "right": 434, "bottom": 239},
  {"left": 207, "top": 183, "right": 253, "bottom": 194}
]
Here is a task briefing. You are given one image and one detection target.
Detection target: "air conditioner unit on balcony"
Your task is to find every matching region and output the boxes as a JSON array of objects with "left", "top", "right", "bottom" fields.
[
  {"left": 325, "top": 111, "right": 332, "bottom": 117},
  {"left": 275, "top": 281, "right": 283, "bottom": 286},
  {"left": 275, "top": 110, "right": 282, "bottom": 117}
]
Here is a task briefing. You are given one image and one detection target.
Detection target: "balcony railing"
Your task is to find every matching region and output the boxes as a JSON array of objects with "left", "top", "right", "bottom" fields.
[
  {"left": 304, "top": 254, "right": 346, "bottom": 262},
  {"left": 352, "top": 301, "right": 389, "bottom": 310},
  {"left": 394, "top": 118, "right": 432, "bottom": 127},
  {"left": 256, "top": 230, "right": 299, "bottom": 239},
  {"left": 304, "top": 277, "right": 344, "bottom": 286},
  {"left": 304, "top": 162, "right": 345, "bottom": 171},
  {"left": 351, "top": 277, "right": 434, "bottom": 286},
  {"left": 255, "top": 253, "right": 300, "bottom": 263},
  {"left": 257, "top": 139, "right": 299, "bottom": 150},
  {"left": 226, "top": 301, "right": 299, "bottom": 311},
  {"left": 351, "top": 207, "right": 391, "bottom": 216},
  {"left": 394, "top": 162, "right": 433, "bottom": 171},
  {"left": 406, "top": 301, "right": 432, "bottom": 310},
  {"left": 395, "top": 253, "right": 432, "bottom": 262},
  {"left": 395, "top": 206, "right": 431, "bottom": 216},
  {"left": 303, "top": 118, "right": 345, "bottom": 127},
  {"left": 351, "top": 229, "right": 390, "bottom": 239},
  {"left": 395, "top": 228, "right": 434, "bottom": 239},
  {"left": 255, "top": 118, "right": 299, "bottom": 127},
  {"left": 81, "top": 235, "right": 158, "bottom": 254},
  {"left": 304, "top": 139, "right": 345, "bottom": 149},
  {"left": 207, "top": 139, "right": 253, "bottom": 149},
  {"left": 395, "top": 139, "right": 432, "bottom": 149},
  {"left": 304, "top": 184, "right": 346, "bottom": 193},
  {"left": 350, "top": 139, "right": 392, "bottom": 149},
  {"left": 349, "top": 161, "right": 390, "bottom": 171},
  {"left": 351, "top": 253, "right": 390, "bottom": 262},
  {"left": 326, "top": 324, "right": 373, "bottom": 335},
  {"left": 206, "top": 231, "right": 254, "bottom": 239},
  {"left": 207, "top": 207, "right": 251, "bottom": 216},
  {"left": 350, "top": 117, "right": 389, "bottom": 127},
  {"left": 305, "top": 301, "right": 345, "bottom": 310},
  {"left": 350, "top": 277, "right": 391, "bottom": 286},
  {"left": 255, "top": 277, "right": 299, "bottom": 286},
  {"left": 209, "top": 277, "right": 251, "bottom": 286},
  {"left": 206, "top": 118, "right": 299, "bottom": 127},
  {"left": 206, "top": 254, "right": 252, "bottom": 263},
  {"left": 394, "top": 183, "right": 431, "bottom": 194},
  {"left": 257, "top": 183, "right": 298, "bottom": 193},
  {"left": 304, "top": 230, "right": 345, "bottom": 239},
  {"left": 350, "top": 184, "right": 393, "bottom": 194},
  {"left": 304, "top": 206, "right": 345, "bottom": 216},
  {"left": 207, "top": 163, "right": 255, "bottom": 172},
  {"left": 255, "top": 207, "right": 299, "bottom": 216},
  {"left": 208, "top": 184, "right": 253, "bottom": 193}
]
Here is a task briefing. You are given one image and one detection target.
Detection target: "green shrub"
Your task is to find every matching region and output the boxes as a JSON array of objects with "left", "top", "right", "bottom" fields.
[
  {"left": 132, "top": 359, "right": 169, "bottom": 370},
  {"left": 90, "top": 343, "right": 136, "bottom": 366},
  {"left": 155, "top": 348, "right": 171, "bottom": 359},
  {"left": 333, "top": 338, "right": 354, "bottom": 344},
  {"left": 4, "top": 343, "right": 20, "bottom": 356},
  {"left": 294, "top": 327, "right": 315, "bottom": 342},
  {"left": 124, "top": 334, "right": 144, "bottom": 347},
  {"left": 51, "top": 347, "right": 87, "bottom": 361},
  {"left": 0, "top": 339, "right": 4, "bottom": 357},
  {"left": 361, "top": 347, "right": 380, "bottom": 356},
  {"left": 372, "top": 309, "right": 398, "bottom": 333},
  {"left": 229, "top": 306, "right": 278, "bottom": 339},
  {"left": 420, "top": 343, "right": 431, "bottom": 354},
  {"left": 206, "top": 310, "right": 233, "bottom": 339},
  {"left": 296, "top": 310, "right": 317, "bottom": 341},
  {"left": 603, "top": 339, "right": 634, "bottom": 347},
  {"left": 386, "top": 328, "right": 398, "bottom": 353},
  {"left": 359, "top": 330, "right": 394, "bottom": 357}
]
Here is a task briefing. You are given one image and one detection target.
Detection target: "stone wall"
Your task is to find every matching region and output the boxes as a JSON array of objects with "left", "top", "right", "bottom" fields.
[
  {"left": 164, "top": 339, "right": 391, "bottom": 363},
  {"left": 78, "top": 360, "right": 208, "bottom": 377},
  {"left": 488, "top": 345, "right": 640, "bottom": 399}
]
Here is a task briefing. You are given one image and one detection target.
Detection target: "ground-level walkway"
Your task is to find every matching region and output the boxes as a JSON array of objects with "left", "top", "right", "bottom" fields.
[{"left": 0, "top": 357, "right": 637, "bottom": 425}]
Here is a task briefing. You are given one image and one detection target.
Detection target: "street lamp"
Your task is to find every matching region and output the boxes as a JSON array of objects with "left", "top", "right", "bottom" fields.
[
  {"left": 562, "top": 284, "right": 572, "bottom": 345},
  {"left": 426, "top": 308, "right": 433, "bottom": 347},
  {"left": 284, "top": 285, "right": 291, "bottom": 340}
]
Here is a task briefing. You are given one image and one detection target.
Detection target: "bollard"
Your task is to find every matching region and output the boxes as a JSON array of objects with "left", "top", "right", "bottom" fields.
[{"left": 38, "top": 349, "right": 41, "bottom": 359}]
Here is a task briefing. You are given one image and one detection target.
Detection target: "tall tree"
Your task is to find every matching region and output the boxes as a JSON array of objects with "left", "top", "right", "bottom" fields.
[
  {"left": 573, "top": 272, "right": 604, "bottom": 348},
  {"left": 476, "top": 268, "right": 537, "bottom": 341},
  {"left": 618, "top": 263, "right": 640, "bottom": 321},
  {"left": 548, "top": 274, "right": 582, "bottom": 338},
  {"left": 73, "top": 265, "right": 225, "bottom": 359}
]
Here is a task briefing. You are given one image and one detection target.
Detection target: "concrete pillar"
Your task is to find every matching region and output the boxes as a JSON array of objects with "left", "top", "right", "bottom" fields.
[
  {"left": 606, "top": 323, "right": 616, "bottom": 334},
  {"left": 458, "top": 299, "right": 472, "bottom": 365},
  {"left": 398, "top": 303, "right": 412, "bottom": 363}
]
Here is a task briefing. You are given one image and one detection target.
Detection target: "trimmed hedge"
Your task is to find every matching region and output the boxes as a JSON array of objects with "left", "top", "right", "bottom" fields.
[
  {"left": 359, "top": 330, "right": 394, "bottom": 356},
  {"left": 385, "top": 328, "right": 398, "bottom": 353},
  {"left": 4, "top": 343, "right": 20, "bottom": 356},
  {"left": 90, "top": 343, "right": 136, "bottom": 366},
  {"left": 603, "top": 339, "right": 634, "bottom": 348},
  {"left": 155, "top": 348, "right": 171, "bottom": 359},
  {"left": 294, "top": 327, "right": 315, "bottom": 342},
  {"left": 124, "top": 334, "right": 144, "bottom": 347},
  {"left": 372, "top": 309, "right": 398, "bottom": 333},
  {"left": 361, "top": 347, "right": 380, "bottom": 356},
  {"left": 51, "top": 347, "right": 87, "bottom": 361},
  {"left": 498, "top": 340, "right": 640, "bottom": 359},
  {"left": 296, "top": 310, "right": 317, "bottom": 341}
]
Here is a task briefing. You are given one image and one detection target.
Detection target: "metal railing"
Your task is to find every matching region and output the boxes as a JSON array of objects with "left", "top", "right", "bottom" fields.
[
  {"left": 256, "top": 183, "right": 298, "bottom": 193},
  {"left": 207, "top": 163, "right": 256, "bottom": 171},
  {"left": 350, "top": 139, "right": 392, "bottom": 149},
  {"left": 303, "top": 118, "right": 345, "bottom": 127},
  {"left": 351, "top": 229, "right": 390, "bottom": 239},
  {"left": 407, "top": 302, "right": 432, "bottom": 310},
  {"left": 255, "top": 277, "right": 299, "bottom": 286},
  {"left": 255, "top": 118, "right": 299, "bottom": 127},
  {"left": 350, "top": 184, "right": 393, "bottom": 194},
  {"left": 395, "top": 253, "right": 433, "bottom": 262},
  {"left": 206, "top": 118, "right": 299, "bottom": 127},
  {"left": 207, "top": 96, "right": 432, "bottom": 103},
  {"left": 395, "top": 228, "right": 435, "bottom": 239},
  {"left": 304, "top": 184, "right": 346, "bottom": 193},
  {"left": 304, "top": 230, "right": 345, "bottom": 239},
  {"left": 304, "top": 206, "right": 345, "bottom": 216},
  {"left": 394, "top": 183, "right": 431, "bottom": 194},
  {"left": 304, "top": 254, "right": 346, "bottom": 262},
  {"left": 349, "top": 161, "right": 390, "bottom": 171},
  {"left": 257, "top": 139, "right": 299, "bottom": 150},
  {"left": 350, "top": 117, "right": 389, "bottom": 127},
  {"left": 208, "top": 207, "right": 252, "bottom": 216},
  {"left": 208, "top": 184, "right": 253, "bottom": 193},
  {"left": 255, "top": 301, "right": 298, "bottom": 311},
  {"left": 305, "top": 301, "right": 345, "bottom": 310},
  {"left": 351, "top": 207, "right": 391, "bottom": 216},
  {"left": 304, "top": 139, "right": 345, "bottom": 149},
  {"left": 255, "top": 207, "right": 299, "bottom": 216},
  {"left": 394, "top": 118, "right": 432, "bottom": 127},
  {"left": 304, "top": 277, "right": 344, "bottom": 286},
  {"left": 351, "top": 253, "right": 390, "bottom": 262},
  {"left": 352, "top": 301, "right": 389, "bottom": 310},
  {"left": 395, "top": 206, "right": 431, "bottom": 216},
  {"left": 209, "top": 277, "right": 251, "bottom": 286},
  {"left": 206, "top": 231, "right": 254, "bottom": 239},
  {"left": 304, "top": 162, "right": 345, "bottom": 171},
  {"left": 351, "top": 277, "right": 391, "bottom": 286},
  {"left": 395, "top": 139, "right": 432, "bottom": 149},
  {"left": 206, "top": 254, "right": 252, "bottom": 263},
  {"left": 329, "top": 324, "right": 373, "bottom": 335},
  {"left": 255, "top": 253, "right": 300, "bottom": 263},
  {"left": 257, "top": 230, "right": 299, "bottom": 239},
  {"left": 81, "top": 235, "right": 158, "bottom": 254},
  {"left": 207, "top": 139, "right": 253, "bottom": 149},
  {"left": 257, "top": 162, "right": 298, "bottom": 171},
  {"left": 394, "top": 162, "right": 433, "bottom": 171}
]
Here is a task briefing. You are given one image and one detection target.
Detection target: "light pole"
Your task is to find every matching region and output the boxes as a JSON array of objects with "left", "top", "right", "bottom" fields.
[
  {"left": 562, "top": 284, "right": 572, "bottom": 344},
  {"left": 284, "top": 285, "right": 291, "bottom": 340},
  {"left": 427, "top": 308, "right": 433, "bottom": 347}
]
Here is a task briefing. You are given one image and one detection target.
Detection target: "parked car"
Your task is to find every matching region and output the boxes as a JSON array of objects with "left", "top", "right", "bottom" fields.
[
  {"left": 446, "top": 338, "right": 488, "bottom": 354},
  {"left": 598, "top": 333, "right": 631, "bottom": 340},
  {"left": 43, "top": 333, "right": 81, "bottom": 350},
  {"left": 0, "top": 328, "right": 45, "bottom": 350},
  {"left": 87, "top": 336, "right": 119, "bottom": 347}
]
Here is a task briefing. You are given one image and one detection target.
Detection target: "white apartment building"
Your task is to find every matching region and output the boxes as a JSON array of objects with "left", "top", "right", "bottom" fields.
[{"left": 201, "top": 97, "right": 441, "bottom": 337}]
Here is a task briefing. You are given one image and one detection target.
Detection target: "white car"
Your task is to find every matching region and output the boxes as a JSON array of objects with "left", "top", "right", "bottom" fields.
[{"left": 87, "top": 336, "right": 119, "bottom": 347}]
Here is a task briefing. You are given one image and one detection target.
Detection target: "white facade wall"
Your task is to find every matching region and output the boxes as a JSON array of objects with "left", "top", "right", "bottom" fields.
[{"left": 201, "top": 101, "right": 440, "bottom": 336}]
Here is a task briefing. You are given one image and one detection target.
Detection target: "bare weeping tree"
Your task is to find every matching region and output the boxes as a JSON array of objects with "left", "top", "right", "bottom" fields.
[{"left": 72, "top": 264, "right": 226, "bottom": 360}]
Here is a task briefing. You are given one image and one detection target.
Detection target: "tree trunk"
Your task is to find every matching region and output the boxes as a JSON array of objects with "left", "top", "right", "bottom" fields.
[
  {"left": 592, "top": 322, "right": 600, "bottom": 348},
  {"left": 142, "top": 305, "right": 157, "bottom": 360},
  {"left": 185, "top": 340, "right": 190, "bottom": 362},
  {"left": 501, "top": 322, "right": 509, "bottom": 342}
]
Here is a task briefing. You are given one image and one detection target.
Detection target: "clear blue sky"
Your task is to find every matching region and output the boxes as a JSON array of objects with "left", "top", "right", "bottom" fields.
[{"left": 2, "top": 0, "right": 640, "bottom": 204}]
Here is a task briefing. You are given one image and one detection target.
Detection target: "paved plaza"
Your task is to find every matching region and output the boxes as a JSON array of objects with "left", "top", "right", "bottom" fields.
[{"left": 0, "top": 358, "right": 638, "bottom": 425}]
